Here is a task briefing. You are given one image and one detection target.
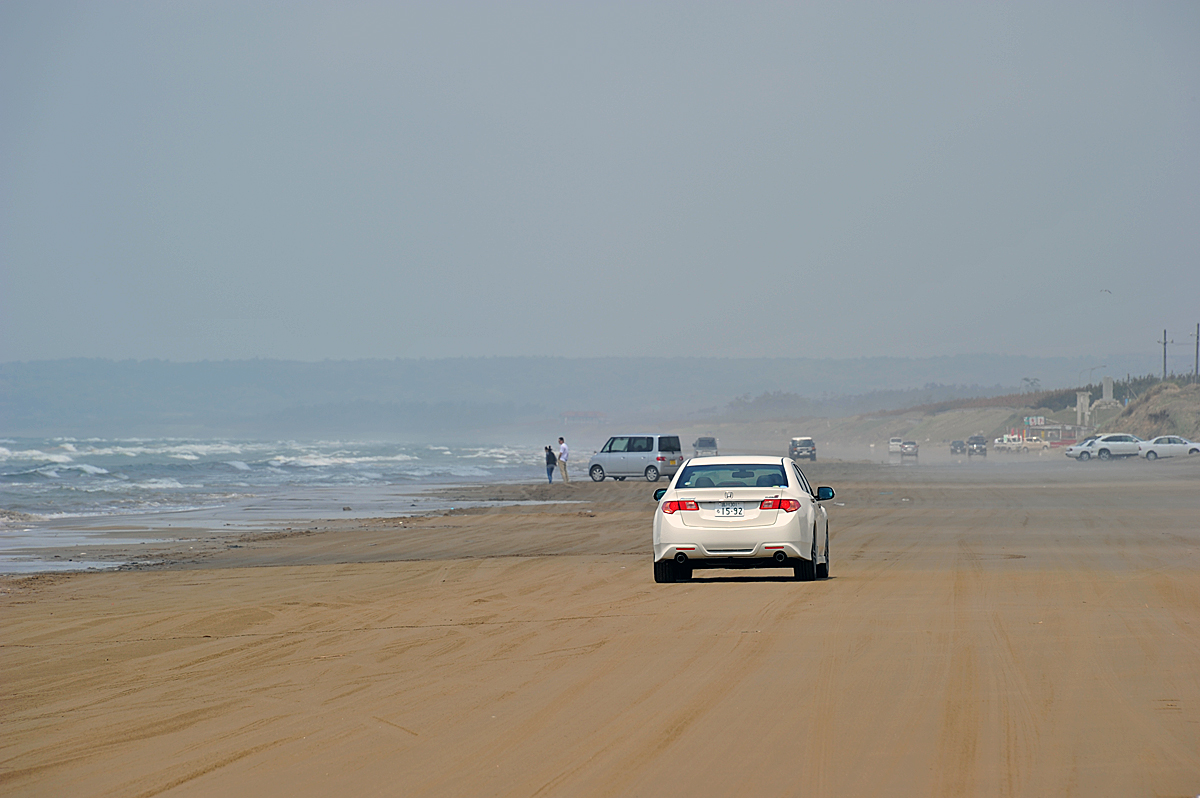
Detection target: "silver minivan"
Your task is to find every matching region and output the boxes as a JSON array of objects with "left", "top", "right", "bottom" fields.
[{"left": 588, "top": 434, "right": 683, "bottom": 482}]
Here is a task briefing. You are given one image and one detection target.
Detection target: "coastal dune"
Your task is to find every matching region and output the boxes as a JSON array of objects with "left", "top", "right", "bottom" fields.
[{"left": 3, "top": 461, "right": 1199, "bottom": 796}]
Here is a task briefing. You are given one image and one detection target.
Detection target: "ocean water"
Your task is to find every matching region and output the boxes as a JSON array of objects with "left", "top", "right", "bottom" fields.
[{"left": 0, "top": 437, "right": 551, "bottom": 573}]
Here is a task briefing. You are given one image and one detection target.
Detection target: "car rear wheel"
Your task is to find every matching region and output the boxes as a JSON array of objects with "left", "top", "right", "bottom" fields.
[
  {"left": 589, "top": 465, "right": 605, "bottom": 482},
  {"left": 1079, "top": 452, "right": 1090, "bottom": 461},
  {"left": 1190, "top": 448, "right": 1199, "bottom": 455},
  {"left": 794, "top": 535, "right": 816, "bottom": 581},
  {"left": 653, "top": 559, "right": 676, "bottom": 583},
  {"left": 1098, "top": 449, "right": 1111, "bottom": 461},
  {"left": 644, "top": 466, "right": 659, "bottom": 482},
  {"left": 1021, "top": 447, "right": 1029, "bottom": 453},
  {"left": 816, "top": 527, "right": 829, "bottom": 579},
  {"left": 1146, "top": 451, "right": 1158, "bottom": 460}
]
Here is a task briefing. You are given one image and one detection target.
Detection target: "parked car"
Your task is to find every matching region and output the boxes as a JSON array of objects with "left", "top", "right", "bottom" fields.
[
  {"left": 950, "top": 440, "right": 967, "bottom": 455},
  {"left": 692, "top": 437, "right": 719, "bottom": 457},
  {"left": 1138, "top": 436, "right": 1200, "bottom": 460},
  {"left": 588, "top": 434, "right": 683, "bottom": 482},
  {"left": 888, "top": 437, "right": 904, "bottom": 454},
  {"left": 788, "top": 437, "right": 816, "bottom": 461},
  {"left": 966, "top": 435, "right": 987, "bottom": 457},
  {"left": 651, "top": 456, "right": 833, "bottom": 582},
  {"left": 1064, "top": 433, "right": 1142, "bottom": 461},
  {"left": 900, "top": 441, "right": 919, "bottom": 458},
  {"left": 994, "top": 435, "right": 1050, "bottom": 453}
]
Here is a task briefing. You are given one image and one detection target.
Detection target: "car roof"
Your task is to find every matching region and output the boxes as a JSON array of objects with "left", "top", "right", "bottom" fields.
[{"left": 605, "top": 433, "right": 671, "bottom": 437}]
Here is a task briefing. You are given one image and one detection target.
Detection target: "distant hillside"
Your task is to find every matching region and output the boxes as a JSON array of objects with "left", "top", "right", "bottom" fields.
[{"left": 1102, "top": 383, "right": 1200, "bottom": 440}]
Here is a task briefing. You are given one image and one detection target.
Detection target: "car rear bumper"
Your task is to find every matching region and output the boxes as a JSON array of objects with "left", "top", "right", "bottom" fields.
[{"left": 654, "top": 540, "right": 812, "bottom": 563}]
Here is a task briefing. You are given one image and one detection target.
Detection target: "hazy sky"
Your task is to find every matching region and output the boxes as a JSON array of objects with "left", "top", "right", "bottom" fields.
[{"left": 3, "top": 2, "right": 1198, "bottom": 364}]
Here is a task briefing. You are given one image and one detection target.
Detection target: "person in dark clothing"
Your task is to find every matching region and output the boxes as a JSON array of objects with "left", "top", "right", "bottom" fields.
[{"left": 544, "top": 446, "right": 557, "bottom": 483}]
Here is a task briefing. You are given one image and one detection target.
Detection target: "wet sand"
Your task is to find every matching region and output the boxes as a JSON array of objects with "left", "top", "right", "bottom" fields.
[{"left": 3, "top": 458, "right": 1199, "bottom": 796}]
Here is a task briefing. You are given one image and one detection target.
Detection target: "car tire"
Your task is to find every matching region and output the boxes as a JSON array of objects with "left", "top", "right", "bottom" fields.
[
  {"left": 1079, "top": 452, "right": 1090, "bottom": 461},
  {"left": 1098, "top": 449, "right": 1111, "bottom": 461},
  {"left": 677, "top": 564, "right": 693, "bottom": 581},
  {"left": 590, "top": 465, "right": 605, "bottom": 482},
  {"left": 1021, "top": 447, "right": 1029, "bottom": 453},
  {"left": 816, "top": 528, "right": 829, "bottom": 579},
  {"left": 811, "top": 454, "right": 817, "bottom": 461},
  {"left": 1146, "top": 451, "right": 1158, "bottom": 461},
  {"left": 794, "top": 535, "right": 816, "bottom": 581},
  {"left": 1190, "top": 448, "right": 1199, "bottom": 455},
  {"left": 653, "top": 559, "right": 676, "bottom": 583},
  {"left": 644, "top": 466, "right": 660, "bottom": 483}
]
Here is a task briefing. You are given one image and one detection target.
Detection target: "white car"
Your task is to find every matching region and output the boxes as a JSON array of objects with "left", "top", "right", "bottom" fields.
[
  {"left": 1138, "top": 436, "right": 1200, "bottom": 460},
  {"left": 1064, "top": 433, "right": 1142, "bottom": 461},
  {"left": 651, "top": 456, "right": 833, "bottom": 583},
  {"left": 888, "top": 437, "right": 903, "bottom": 454}
]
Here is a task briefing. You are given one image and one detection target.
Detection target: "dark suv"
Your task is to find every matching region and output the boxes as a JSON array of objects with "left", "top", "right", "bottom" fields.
[
  {"left": 789, "top": 437, "right": 816, "bottom": 461},
  {"left": 967, "top": 435, "right": 987, "bottom": 457}
]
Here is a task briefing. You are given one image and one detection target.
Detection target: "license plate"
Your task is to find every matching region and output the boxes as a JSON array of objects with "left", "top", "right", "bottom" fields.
[
  {"left": 715, "top": 502, "right": 743, "bottom": 517},
  {"left": 669, "top": 459, "right": 677, "bottom": 466}
]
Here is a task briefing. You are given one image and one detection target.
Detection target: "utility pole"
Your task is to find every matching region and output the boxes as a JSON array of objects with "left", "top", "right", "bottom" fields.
[{"left": 1157, "top": 329, "right": 1171, "bottom": 381}]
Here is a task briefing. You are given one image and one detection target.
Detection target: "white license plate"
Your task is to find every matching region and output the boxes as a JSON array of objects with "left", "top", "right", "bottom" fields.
[{"left": 715, "top": 502, "right": 743, "bottom": 517}]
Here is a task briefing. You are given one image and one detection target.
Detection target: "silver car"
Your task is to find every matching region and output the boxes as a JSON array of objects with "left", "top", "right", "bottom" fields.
[{"left": 588, "top": 434, "right": 683, "bottom": 482}]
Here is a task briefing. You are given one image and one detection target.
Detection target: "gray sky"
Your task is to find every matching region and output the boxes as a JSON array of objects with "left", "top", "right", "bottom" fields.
[{"left": 3, "top": 2, "right": 1198, "bottom": 364}]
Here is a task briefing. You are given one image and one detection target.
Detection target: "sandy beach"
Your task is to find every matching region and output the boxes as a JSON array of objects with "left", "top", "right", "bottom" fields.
[{"left": 3, "top": 458, "right": 1199, "bottom": 796}]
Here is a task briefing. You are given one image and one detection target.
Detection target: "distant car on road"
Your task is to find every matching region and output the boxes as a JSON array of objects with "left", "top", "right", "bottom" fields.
[
  {"left": 1138, "top": 436, "right": 1200, "bottom": 460},
  {"left": 788, "top": 437, "right": 816, "bottom": 461},
  {"left": 1064, "top": 433, "right": 1142, "bottom": 461},
  {"left": 966, "top": 435, "right": 987, "bottom": 457},
  {"left": 888, "top": 437, "right": 903, "bottom": 454},
  {"left": 588, "top": 434, "right": 683, "bottom": 482},
  {"left": 900, "top": 441, "right": 919, "bottom": 458},
  {"left": 950, "top": 440, "right": 967, "bottom": 455},
  {"left": 994, "top": 435, "right": 1050, "bottom": 453},
  {"left": 692, "top": 437, "right": 719, "bottom": 457}
]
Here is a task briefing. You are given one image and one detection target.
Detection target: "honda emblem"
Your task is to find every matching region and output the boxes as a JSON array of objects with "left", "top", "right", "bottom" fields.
[{"left": 724, "top": 491, "right": 733, "bottom": 499}]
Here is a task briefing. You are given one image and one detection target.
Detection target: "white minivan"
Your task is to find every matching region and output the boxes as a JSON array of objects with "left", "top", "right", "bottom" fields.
[{"left": 588, "top": 435, "right": 683, "bottom": 482}]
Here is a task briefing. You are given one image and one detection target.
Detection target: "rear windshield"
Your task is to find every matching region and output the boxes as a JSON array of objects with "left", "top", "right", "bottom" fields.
[
  {"left": 695, "top": 437, "right": 716, "bottom": 447},
  {"left": 675, "top": 464, "right": 787, "bottom": 489},
  {"left": 658, "top": 436, "right": 681, "bottom": 452}
]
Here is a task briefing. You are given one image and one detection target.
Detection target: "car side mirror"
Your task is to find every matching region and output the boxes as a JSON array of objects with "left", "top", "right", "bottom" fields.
[
  {"left": 816, "top": 486, "right": 835, "bottom": 501},
  {"left": 653, "top": 488, "right": 667, "bottom": 502}
]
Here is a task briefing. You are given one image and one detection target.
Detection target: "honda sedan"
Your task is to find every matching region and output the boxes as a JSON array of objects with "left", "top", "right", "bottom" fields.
[{"left": 651, "top": 456, "right": 834, "bottom": 583}]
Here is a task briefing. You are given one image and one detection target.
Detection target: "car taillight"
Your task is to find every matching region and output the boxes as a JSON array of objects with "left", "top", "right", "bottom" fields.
[
  {"left": 759, "top": 498, "right": 801, "bottom": 512},
  {"left": 656, "top": 455, "right": 666, "bottom": 461},
  {"left": 662, "top": 500, "right": 699, "bottom": 514}
]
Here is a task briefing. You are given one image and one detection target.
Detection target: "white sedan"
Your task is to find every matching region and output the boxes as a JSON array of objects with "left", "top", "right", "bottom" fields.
[
  {"left": 1064, "top": 433, "right": 1142, "bottom": 461},
  {"left": 1139, "top": 436, "right": 1200, "bottom": 460},
  {"left": 652, "top": 456, "right": 833, "bottom": 583}
]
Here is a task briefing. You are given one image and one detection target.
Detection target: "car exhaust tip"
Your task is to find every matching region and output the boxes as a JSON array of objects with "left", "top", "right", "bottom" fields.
[
  {"left": 773, "top": 550, "right": 787, "bottom": 563},
  {"left": 674, "top": 552, "right": 689, "bottom": 565}
]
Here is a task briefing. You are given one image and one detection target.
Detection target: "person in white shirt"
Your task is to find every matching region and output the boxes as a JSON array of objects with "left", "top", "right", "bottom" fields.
[{"left": 557, "top": 437, "right": 570, "bottom": 484}]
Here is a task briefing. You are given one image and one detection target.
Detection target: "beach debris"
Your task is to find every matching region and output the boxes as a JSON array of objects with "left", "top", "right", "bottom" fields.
[{"left": 343, "top": 506, "right": 352, "bottom": 511}]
